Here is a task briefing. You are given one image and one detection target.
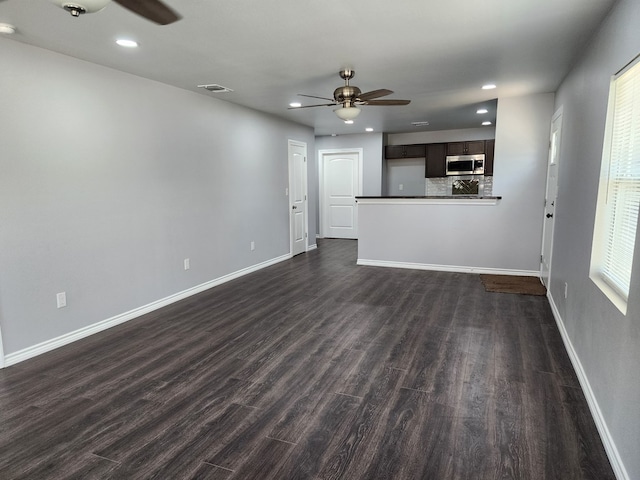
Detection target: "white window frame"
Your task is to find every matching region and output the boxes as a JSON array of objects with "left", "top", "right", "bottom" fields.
[{"left": 590, "top": 54, "right": 640, "bottom": 315}]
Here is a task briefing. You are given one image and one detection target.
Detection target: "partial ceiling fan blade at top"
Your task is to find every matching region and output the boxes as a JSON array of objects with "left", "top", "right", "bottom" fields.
[
  {"left": 289, "top": 103, "right": 336, "bottom": 109},
  {"left": 363, "top": 99, "right": 411, "bottom": 106},
  {"left": 114, "top": 0, "right": 181, "bottom": 24},
  {"left": 298, "top": 94, "right": 336, "bottom": 102},
  {"left": 357, "top": 89, "right": 393, "bottom": 101}
]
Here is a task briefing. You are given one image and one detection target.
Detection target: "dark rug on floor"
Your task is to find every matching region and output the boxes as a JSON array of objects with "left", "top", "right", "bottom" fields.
[{"left": 480, "top": 274, "right": 547, "bottom": 296}]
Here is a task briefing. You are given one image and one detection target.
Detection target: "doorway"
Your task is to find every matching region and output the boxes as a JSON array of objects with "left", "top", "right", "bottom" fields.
[
  {"left": 540, "top": 108, "right": 563, "bottom": 287},
  {"left": 289, "top": 140, "right": 308, "bottom": 256},
  {"left": 319, "top": 149, "right": 363, "bottom": 239}
]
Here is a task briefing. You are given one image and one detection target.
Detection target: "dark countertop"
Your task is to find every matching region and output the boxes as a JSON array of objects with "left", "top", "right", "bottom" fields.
[{"left": 356, "top": 195, "right": 502, "bottom": 200}]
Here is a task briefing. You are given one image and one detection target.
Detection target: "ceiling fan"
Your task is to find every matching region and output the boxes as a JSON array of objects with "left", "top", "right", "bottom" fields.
[
  {"left": 291, "top": 70, "right": 410, "bottom": 121},
  {"left": 50, "top": 0, "right": 180, "bottom": 25}
]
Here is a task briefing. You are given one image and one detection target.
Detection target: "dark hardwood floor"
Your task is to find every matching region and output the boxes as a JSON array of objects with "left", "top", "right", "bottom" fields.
[{"left": 0, "top": 239, "right": 615, "bottom": 479}]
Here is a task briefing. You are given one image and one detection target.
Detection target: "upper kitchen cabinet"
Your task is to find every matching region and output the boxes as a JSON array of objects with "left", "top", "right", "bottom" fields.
[
  {"left": 484, "top": 139, "right": 495, "bottom": 176},
  {"left": 385, "top": 144, "right": 426, "bottom": 159},
  {"left": 446, "top": 140, "right": 485, "bottom": 155},
  {"left": 425, "top": 143, "right": 447, "bottom": 178}
]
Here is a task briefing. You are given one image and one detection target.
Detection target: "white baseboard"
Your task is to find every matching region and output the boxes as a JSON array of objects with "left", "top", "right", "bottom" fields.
[
  {"left": 4, "top": 253, "right": 292, "bottom": 368},
  {"left": 357, "top": 258, "right": 539, "bottom": 277},
  {"left": 307, "top": 244, "right": 318, "bottom": 251},
  {"left": 547, "top": 293, "right": 629, "bottom": 480}
]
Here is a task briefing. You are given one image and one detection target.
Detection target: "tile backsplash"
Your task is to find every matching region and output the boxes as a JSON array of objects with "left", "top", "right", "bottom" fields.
[
  {"left": 425, "top": 177, "right": 449, "bottom": 196},
  {"left": 425, "top": 175, "right": 493, "bottom": 196}
]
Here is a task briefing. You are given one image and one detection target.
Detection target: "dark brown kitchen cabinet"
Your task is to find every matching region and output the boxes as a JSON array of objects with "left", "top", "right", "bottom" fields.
[
  {"left": 385, "top": 144, "right": 426, "bottom": 159},
  {"left": 446, "top": 140, "right": 485, "bottom": 155},
  {"left": 484, "top": 139, "right": 495, "bottom": 175},
  {"left": 425, "top": 143, "right": 446, "bottom": 177}
]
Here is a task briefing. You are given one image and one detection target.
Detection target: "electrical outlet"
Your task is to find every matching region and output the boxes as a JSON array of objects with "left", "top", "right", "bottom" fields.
[
  {"left": 184, "top": 258, "right": 190, "bottom": 270},
  {"left": 399, "top": 184, "right": 404, "bottom": 191},
  {"left": 56, "top": 292, "right": 67, "bottom": 309},
  {"left": 251, "top": 241, "right": 255, "bottom": 251},
  {"left": 285, "top": 187, "right": 289, "bottom": 196},
  {"left": 564, "top": 282, "right": 568, "bottom": 299}
]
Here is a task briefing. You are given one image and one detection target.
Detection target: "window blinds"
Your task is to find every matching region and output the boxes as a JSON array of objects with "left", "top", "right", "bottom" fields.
[{"left": 601, "top": 59, "right": 640, "bottom": 299}]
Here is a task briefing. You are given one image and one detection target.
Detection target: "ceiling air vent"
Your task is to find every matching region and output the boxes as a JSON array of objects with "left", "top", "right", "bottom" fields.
[
  {"left": 197, "top": 84, "right": 233, "bottom": 93},
  {"left": 411, "top": 121, "right": 430, "bottom": 127}
]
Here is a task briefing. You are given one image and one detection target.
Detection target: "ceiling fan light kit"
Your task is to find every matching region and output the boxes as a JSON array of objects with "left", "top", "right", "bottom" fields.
[{"left": 334, "top": 106, "right": 361, "bottom": 121}]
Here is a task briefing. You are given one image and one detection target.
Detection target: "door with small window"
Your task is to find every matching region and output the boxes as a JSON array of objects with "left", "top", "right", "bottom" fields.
[{"left": 541, "top": 110, "right": 562, "bottom": 288}]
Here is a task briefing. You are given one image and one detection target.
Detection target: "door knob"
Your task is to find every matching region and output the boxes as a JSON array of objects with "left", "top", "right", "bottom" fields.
[
  {"left": 292, "top": 205, "right": 297, "bottom": 210},
  {"left": 546, "top": 213, "right": 553, "bottom": 218}
]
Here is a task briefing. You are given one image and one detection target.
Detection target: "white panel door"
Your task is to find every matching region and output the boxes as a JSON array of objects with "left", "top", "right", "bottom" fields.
[
  {"left": 289, "top": 141, "right": 307, "bottom": 256},
  {"left": 322, "top": 151, "right": 361, "bottom": 239},
  {"left": 541, "top": 110, "right": 562, "bottom": 287}
]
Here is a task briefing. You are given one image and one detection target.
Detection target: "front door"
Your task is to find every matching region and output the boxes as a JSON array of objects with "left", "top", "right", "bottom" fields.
[
  {"left": 541, "top": 109, "right": 563, "bottom": 287},
  {"left": 321, "top": 149, "right": 362, "bottom": 239},
  {"left": 289, "top": 141, "right": 307, "bottom": 256}
]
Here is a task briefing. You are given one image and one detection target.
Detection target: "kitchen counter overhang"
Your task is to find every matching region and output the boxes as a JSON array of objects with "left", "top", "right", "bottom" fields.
[{"left": 356, "top": 195, "right": 502, "bottom": 205}]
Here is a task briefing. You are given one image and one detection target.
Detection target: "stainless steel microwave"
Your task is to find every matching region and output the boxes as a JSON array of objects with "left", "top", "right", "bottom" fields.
[{"left": 446, "top": 154, "right": 485, "bottom": 175}]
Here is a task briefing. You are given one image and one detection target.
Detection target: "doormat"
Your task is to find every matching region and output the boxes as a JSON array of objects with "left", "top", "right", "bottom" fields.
[{"left": 479, "top": 275, "right": 547, "bottom": 296}]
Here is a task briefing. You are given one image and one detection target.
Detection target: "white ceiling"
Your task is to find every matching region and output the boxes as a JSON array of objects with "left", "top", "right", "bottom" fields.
[{"left": 0, "top": 0, "right": 616, "bottom": 136}]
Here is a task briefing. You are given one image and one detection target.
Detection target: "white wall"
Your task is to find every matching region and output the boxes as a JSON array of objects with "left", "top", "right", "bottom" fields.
[
  {"left": 386, "top": 157, "right": 427, "bottom": 196},
  {"left": 357, "top": 93, "right": 553, "bottom": 272},
  {"left": 0, "top": 39, "right": 315, "bottom": 357},
  {"left": 550, "top": 0, "right": 640, "bottom": 477},
  {"left": 492, "top": 94, "right": 554, "bottom": 269}
]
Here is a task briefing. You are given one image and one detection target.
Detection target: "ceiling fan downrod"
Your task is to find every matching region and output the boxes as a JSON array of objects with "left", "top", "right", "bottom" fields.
[{"left": 339, "top": 69, "right": 355, "bottom": 85}]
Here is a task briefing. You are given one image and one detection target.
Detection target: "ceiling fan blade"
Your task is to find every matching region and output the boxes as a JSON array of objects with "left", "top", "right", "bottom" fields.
[
  {"left": 363, "top": 99, "right": 411, "bottom": 106},
  {"left": 289, "top": 103, "right": 336, "bottom": 109},
  {"left": 114, "top": 0, "right": 181, "bottom": 25},
  {"left": 357, "top": 89, "right": 393, "bottom": 101},
  {"left": 298, "top": 94, "right": 335, "bottom": 102}
]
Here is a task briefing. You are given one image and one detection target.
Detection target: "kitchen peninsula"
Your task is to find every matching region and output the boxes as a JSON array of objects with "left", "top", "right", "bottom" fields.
[{"left": 355, "top": 193, "right": 542, "bottom": 277}]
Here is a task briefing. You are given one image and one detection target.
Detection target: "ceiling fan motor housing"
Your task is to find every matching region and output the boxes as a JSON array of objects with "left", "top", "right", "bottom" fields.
[{"left": 334, "top": 85, "right": 361, "bottom": 106}]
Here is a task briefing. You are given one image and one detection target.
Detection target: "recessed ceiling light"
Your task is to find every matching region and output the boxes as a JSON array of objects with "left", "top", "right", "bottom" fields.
[
  {"left": 476, "top": 108, "right": 488, "bottom": 114},
  {"left": 116, "top": 39, "right": 138, "bottom": 48},
  {"left": 365, "top": 127, "right": 374, "bottom": 132},
  {"left": 482, "top": 121, "right": 492, "bottom": 126},
  {"left": 289, "top": 102, "right": 302, "bottom": 108},
  {"left": 0, "top": 23, "right": 16, "bottom": 35},
  {"left": 344, "top": 120, "right": 354, "bottom": 125},
  {"left": 482, "top": 84, "right": 497, "bottom": 90}
]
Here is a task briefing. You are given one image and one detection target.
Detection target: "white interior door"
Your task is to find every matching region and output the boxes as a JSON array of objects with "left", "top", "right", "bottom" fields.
[
  {"left": 541, "top": 109, "right": 563, "bottom": 287},
  {"left": 321, "top": 150, "right": 362, "bottom": 239},
  {"left": 289, "top": 141, "right": 307, "bottom": 256}
]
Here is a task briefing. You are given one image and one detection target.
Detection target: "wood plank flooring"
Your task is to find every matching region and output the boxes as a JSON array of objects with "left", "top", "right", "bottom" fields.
[{"left": 0, "top": 239, "right": 615, "bottom": 479}]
